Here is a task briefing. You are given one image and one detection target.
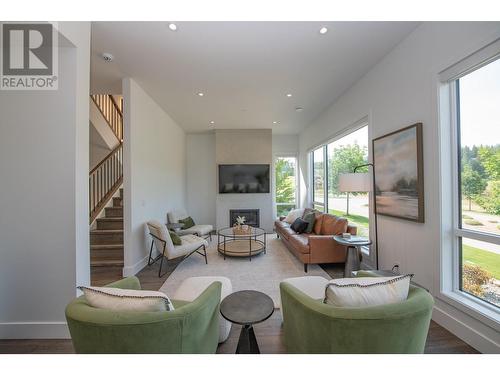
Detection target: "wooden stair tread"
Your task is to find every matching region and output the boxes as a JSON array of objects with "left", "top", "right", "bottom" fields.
[
  {"left": 90, "top": 229, "right": 123, "bottom": 233},
  {"left": 90, "top": 244, "right": 123, "bottom": 249},
  {"left": 91, "top": 260, "right": 124, "bottom": 267},
  {"left": 96, "top": 217, "right": 123, "bottom": 221}
]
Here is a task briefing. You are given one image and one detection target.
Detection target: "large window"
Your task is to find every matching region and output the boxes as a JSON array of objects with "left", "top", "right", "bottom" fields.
[
  {"left": 454, "top": 57, "right": 500, "bottom": 308},
  {"left": 275, "top": 156, "right": 298, "bottom": 217},
  {"left": 310, "top": 125, "right": 370, "bottom": 236}
]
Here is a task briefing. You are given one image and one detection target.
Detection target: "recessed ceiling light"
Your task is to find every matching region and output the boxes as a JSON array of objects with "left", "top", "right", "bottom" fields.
[
  {"left": 210, "top": 121, "right": 215, "bottom": 125},
  {"left": 168, "top": 23, "right": 178, "bottom": 31},
  {"left": 295, "top": 107, "right": 304, "bottom": 112},
  {"left": 286, "top": 93, "right": 292, "bottom": 97},
  {"left": 197, "top": 92, "right": 204, "bottom": 97},
  {"left": 273, "top": 121, "right": 279, "bottom": 124},
  {"left": 319, "top": 27, "right": 328, "bottom": 35}
]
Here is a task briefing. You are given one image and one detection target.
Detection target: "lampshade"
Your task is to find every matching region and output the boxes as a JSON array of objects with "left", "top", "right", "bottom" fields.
[{"left": 338, "top": 173, "right": 371, "bottom": 192}]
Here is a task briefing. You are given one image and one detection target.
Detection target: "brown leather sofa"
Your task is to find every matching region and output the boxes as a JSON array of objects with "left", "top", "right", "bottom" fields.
[{"left": 275, "top": 209, "right": 357, "bottom": 272}]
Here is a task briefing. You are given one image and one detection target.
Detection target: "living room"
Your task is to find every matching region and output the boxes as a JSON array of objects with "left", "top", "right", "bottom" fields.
[{"left": 0, "top": 1, "right": 499, "bottom": 372}]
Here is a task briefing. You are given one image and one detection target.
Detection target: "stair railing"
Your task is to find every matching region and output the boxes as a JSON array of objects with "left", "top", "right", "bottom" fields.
[
  {"left": 90, "top": 94, "right": 123, "bottom": 141},
  {"left": 89, "top": 144, "right": 123, "bottom": 223}
]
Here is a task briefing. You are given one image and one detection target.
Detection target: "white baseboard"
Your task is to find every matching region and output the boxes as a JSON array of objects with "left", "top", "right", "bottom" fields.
[
  {"left": 122, "top": 254, "right": 149, "bottom": 277},
  {"left": 0, "top": 322, "right": 70, "bottom": 339},
  {"left": 432, "top": 305, "right": 500, "bottom": 353}
]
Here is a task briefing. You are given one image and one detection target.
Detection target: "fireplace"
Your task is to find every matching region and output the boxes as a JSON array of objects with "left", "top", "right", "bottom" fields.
[{"left": 229, "top": 209, "right": 260, "bottom": 228}]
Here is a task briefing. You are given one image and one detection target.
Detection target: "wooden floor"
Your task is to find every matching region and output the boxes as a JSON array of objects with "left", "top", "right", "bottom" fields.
[{"left": 0, "top": 249, "right": 479, "bottom": 354}]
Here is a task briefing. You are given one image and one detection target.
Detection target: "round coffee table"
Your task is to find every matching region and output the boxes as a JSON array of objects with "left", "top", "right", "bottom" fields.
[
  {"left": 217, "top": 227, "right": 266, "bottom": 260},
  {"left": 220, "top": 290, "right": 274, "bottom": 354}
]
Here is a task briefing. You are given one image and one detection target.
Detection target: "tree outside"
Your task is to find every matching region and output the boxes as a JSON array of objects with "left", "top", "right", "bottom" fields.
[
  {"left": 275, "top": 157, "right": 297, "bottom": 217},
  {"left": 325, "top": 127, "right": 370, "bottom": 237}
]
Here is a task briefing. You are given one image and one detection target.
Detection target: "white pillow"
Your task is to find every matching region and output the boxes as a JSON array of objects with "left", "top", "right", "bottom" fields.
[
  {"left": 284, "top": 208, "right": 305, "bottom": 224},
  {"left": 324, "top": 275, "right": 412, "bottom": 308},
  {"left": 79, "top": 286, "right": 175, "bottom": 312}
]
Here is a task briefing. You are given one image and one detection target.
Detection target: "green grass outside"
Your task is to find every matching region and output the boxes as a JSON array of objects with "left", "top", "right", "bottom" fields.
[
  {"left": 463, "top": 244, "right": 500, "bottom": 279},
  {"left": 329, "top": 209, "right": 369, "bottom": 236},
  {"left": 325, "top": 211, "right": 499, "bottom": 279}
]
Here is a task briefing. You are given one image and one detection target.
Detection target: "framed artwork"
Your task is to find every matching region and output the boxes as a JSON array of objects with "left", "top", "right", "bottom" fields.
[{"left": 372, "top": 123, "right": 424, "bottom": 222}]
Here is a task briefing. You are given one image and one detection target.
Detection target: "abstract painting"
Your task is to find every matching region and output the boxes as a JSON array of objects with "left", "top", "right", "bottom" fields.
[{"left": 372, "top": 123, "right": 424, "bottom": 222}]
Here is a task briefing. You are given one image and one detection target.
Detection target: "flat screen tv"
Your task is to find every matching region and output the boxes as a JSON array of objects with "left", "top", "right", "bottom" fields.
[{"left": 218, "top": 164, "right": 270, "bottom": 194}]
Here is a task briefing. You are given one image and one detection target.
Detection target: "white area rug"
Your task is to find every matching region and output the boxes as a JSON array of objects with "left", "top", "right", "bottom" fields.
[{"left": 159, "top": 234, "right": 331, "bottom": 307}]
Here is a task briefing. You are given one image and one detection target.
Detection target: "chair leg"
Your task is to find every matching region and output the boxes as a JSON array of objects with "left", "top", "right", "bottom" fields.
[
  {"left": 158, "top": 256, "right": 167, "bottom": 277},
  {"left": 158, "top": 244, "right": 168, "bottom": 278},
  {"left": 304, "top": 263, "right": 308, "bottom": 273},
  {"left": 148, "top": 240, "right": 155, "bottom": 266},
  {"left": 209, "top": 232, "right": 212, "bottom": 242},
  {"left": 203, "top": 244, "right": 208, "bottom": 264}
]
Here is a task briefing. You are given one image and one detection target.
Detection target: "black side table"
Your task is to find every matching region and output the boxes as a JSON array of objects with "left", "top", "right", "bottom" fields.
[
  {"left": 333, "top": 235, "right": 372, "bottom": 277},
  {"left": 220, "top": 290, "right": 274, "bottom": 354}
]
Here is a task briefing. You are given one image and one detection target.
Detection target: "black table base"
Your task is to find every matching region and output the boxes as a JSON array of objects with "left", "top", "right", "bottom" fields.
[
  {"left": 219, "top": 290, "right": 274, "bottom": 355},
  {"left": 236, "top": 324, "right": 260, "bottom": 354}
]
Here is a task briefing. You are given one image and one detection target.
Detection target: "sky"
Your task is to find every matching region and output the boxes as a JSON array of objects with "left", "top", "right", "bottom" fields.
[{"left": 459, "top": 57, "right": 500, "bottom": 147}]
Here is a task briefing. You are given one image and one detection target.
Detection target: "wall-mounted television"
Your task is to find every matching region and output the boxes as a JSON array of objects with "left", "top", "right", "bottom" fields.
[{"left": 218, "top": 164, "right": 270, "bottom": 194}]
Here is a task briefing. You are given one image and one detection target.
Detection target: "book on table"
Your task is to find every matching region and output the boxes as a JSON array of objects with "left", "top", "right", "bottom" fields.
[{"left": 342, "top": 236, "right": 369, "bottom": 244}]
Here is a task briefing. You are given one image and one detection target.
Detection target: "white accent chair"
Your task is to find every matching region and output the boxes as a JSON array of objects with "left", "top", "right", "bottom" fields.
[
  {"left": 146, "top": 220, "right": 208, "bottom": 277},
  {"left": 173, "top": 276, "right": 233, "bottom": 343},
  {"left": 167, "top": 209, "right": 213, "bottom": 241}
]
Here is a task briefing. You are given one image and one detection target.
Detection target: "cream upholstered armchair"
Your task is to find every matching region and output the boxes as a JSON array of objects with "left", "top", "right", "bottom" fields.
[
  {"left": 146, "top": 220, "right": 208, "bottom": 277},
  {"left": 167, "top": 209, "right": 213, "bottom": 241}
]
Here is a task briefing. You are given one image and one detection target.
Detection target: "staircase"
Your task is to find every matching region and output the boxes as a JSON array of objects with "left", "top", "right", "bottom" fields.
[
  {"left": 90, "top": 188, "right": 124, "bottom": 267},
  {"left": 89, "top": 94, "right": 124, "bottom": 271}
]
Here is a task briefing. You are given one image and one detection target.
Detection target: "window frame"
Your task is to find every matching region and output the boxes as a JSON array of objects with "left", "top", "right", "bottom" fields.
[
  {"left": 308, "top": 121, "right": 374, "bottom": 266},
  {"left": 451, "top": 68, "right": 500, "bottom": 306},
  {"left": 311, "top": 146, "right": 327, "bottom": 212},
  {"left": 273, "top": 153, "right": 299, "bottom": 218},
  {"left": 438, "top": 39, "right": 500, "bottom": 323}
]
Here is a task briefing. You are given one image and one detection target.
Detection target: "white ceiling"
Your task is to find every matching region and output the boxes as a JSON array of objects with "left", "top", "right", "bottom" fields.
[{"left": 91, "top": 22, "right": 419, "bottom": 134}]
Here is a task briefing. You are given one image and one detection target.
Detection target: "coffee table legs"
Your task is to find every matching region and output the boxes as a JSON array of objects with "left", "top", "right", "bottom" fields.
[{"left": 236, "top": 324, "right": 260, "bottom": 354}]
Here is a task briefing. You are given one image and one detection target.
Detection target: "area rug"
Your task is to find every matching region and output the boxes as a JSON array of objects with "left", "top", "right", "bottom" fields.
[{"left": 159, "top": 234, "right": 331, "bottom": 307}]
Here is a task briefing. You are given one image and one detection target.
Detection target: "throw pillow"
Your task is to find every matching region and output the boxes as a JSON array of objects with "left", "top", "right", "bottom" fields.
[
  {"left": 290, "top": 218, "right": 309, "bottom": 234},
  {"left": 313, "top": 213, "right": 324, "bottom": 234},
  {"left": 302, "top": 212, "right": 316, "bottom": 233},
  {"left": 78, "top": 286, "right": 175, "bottom": 312},
  {"left": 284, "top": 208, "right": 305, "bottom": 224},
  {"left": 321, "top": 214, "right": 347, "bottom": 235},
  {"left": 324, "top": 274, "right": 413, "bottom": 308},
  {"left": 169, "top": 230, "right": 182, "bottom": 246},
  {"left": 178, "top": 216, "right": 195, "bottom": 229}
]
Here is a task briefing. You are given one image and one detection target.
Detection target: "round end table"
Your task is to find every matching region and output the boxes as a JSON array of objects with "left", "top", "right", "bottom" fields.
[
  {"left": 333, "top": 235, "right": 372, "bottom": 277},
  {"left": 220, "top": 290, "right": 274, "bottom": 354}
]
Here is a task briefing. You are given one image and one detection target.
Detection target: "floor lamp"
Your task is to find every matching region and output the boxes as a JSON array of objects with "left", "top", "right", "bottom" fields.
[{"left": 338, "top": 163, "right": 379, "bottom": 270}]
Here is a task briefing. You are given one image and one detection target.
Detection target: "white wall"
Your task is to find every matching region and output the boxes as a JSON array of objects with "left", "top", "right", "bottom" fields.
[
  {"left": 0, "top": 22, "right": 91, "bottom": 338},
  {"left": 272, "top": 134, "right": 299, "bottom": 155},
  {"left": 89, "top": 124, "right": 112, "bottom": 170},
  {"left": 185, "top": 132, "right": 298, "bottom": 230},
  {"left": 122, "top": 78, "right": 186, "bottom": 276},
  {"left": 186, "top": 133, "right": 216, "bottom": 227},
  {"left": 298, "top": 22, "right": 500, "bottom": 352}
]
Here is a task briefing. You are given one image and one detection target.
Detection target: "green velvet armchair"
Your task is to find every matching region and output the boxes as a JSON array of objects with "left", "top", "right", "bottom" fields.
[
  {"left": 280, "top": 272, "right": 434, "bottom": 354},
  {"left": 65, "top": 276, "right": 221, "bottom": 354}
]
